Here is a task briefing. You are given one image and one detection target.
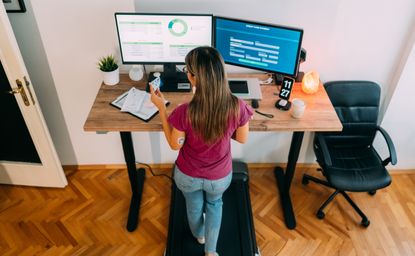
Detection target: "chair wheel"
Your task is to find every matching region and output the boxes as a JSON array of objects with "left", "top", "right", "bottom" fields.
[
  {"left": 316, "top": 210, "right": 325, "bottom": 219},
  {"left": 302, "top": 176, "right": 309, "bottom": 185},
  {"left": 361, "top": 218, "right": 370, "bottom": 227},
  {"left": 368, "top": 191, "right": 376, "bottom": 196}
]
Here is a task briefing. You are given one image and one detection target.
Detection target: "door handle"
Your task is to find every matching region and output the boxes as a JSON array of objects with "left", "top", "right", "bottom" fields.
[
  {"left": 6, "top": 79, "right": 30, "bottom": 106},
  {"left": 7, "top": 87, "right": 22, "bottom": 94},
  {"left": 24, "top": 76, "right": 35, "bottom": 105}
]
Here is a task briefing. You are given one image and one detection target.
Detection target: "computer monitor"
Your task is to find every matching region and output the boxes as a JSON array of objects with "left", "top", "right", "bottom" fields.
[
  {"left": 214, "top": 16, "right": 303, "bottom": 78},
  {"left": 115, "top": 13, "right": 213, "bottom": 91}
]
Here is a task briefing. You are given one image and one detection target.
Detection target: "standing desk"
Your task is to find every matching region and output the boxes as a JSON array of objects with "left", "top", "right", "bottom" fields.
[{"left": 83, "top": 73, "right": 342, "bottom": 231}]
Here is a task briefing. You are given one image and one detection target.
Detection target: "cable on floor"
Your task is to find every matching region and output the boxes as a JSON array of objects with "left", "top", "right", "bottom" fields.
[{"left": 136, "top": 162, "right": 174, "bottom": 182}]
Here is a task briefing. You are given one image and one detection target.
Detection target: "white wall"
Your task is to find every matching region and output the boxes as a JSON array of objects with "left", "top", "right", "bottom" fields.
[
  {"left": 378, "top": 27, "right": 415, "bottom": 169},
  {"left": 7, "top": 0, "right": 415, "bottom": 167},
  {"left": 135, "top": 0, "right": 415, "bottom": 85},
  {"left": 26, "top": 0, "right": 135, "bottom": 164}
]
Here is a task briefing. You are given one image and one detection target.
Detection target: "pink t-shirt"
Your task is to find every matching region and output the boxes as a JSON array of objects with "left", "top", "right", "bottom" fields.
[{"left": 168, "top": 99, "right": 253, "bottom": 180}]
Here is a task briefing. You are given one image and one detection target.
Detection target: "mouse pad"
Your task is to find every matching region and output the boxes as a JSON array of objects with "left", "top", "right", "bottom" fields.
[{"left": 229, "top": 80, "right": 249, "bottom": 94}]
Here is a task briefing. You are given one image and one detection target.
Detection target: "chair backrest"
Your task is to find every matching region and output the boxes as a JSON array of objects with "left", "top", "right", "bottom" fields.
[{"left": 321, "top": 81, "right": 380, "bottom": 148}]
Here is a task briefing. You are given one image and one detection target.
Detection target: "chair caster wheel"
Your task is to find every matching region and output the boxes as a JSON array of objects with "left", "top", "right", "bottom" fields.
[
  {"left": 302, "top": 176, "right": 309, "bottom": 185},
  {"left": 361, "top": 219, "right": 370, "bottom": 227},
  {"left": 316, "top": 210, "right": 325, "bottom": 219},
  {"left": 368, "top": 191, "right": 376, "bottom": 196}
]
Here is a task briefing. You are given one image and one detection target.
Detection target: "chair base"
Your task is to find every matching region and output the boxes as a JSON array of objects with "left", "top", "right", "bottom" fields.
[{"left": 302, "top": 174, "right": 370, "bottom": 227}]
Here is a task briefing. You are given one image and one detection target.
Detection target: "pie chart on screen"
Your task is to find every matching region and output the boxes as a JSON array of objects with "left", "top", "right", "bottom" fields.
[{"left": 168, "top": 18, "right": 188, "bottom": 36}]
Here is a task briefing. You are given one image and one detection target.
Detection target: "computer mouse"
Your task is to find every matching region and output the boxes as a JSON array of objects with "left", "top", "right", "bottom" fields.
[{"left": 251, "top": 99, "right": 259, "bottom": 109}]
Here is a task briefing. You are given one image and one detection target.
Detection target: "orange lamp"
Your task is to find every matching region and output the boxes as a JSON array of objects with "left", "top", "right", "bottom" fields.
[{"left": 301, "top": 71, "right": 320, "bottom": 94}]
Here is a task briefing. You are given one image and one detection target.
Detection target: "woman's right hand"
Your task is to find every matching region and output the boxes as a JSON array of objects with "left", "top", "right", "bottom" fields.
[{"left": 149, "top": 83, "right": 167, "bottom": 112}]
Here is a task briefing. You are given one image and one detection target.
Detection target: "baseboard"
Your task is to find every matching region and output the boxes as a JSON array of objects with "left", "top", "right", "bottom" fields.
[
  {"left": 62, "top": 163, "right": 285, "bottom": 171},
  {"left": 62, "top": 163, "right": 414, "bottom": 175},
  {"left": 62, "top": 163, "right": 175, "bottom": 171}
]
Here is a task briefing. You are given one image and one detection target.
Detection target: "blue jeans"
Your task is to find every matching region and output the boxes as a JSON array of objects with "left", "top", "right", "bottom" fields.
[{"left": 174, "top": 166, "right": 232, "bottom": 253}]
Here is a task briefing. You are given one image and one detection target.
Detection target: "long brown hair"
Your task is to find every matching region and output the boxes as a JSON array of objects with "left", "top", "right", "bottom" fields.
[{"left": 185, "top": 46, "right": 239, "bottom": 144}]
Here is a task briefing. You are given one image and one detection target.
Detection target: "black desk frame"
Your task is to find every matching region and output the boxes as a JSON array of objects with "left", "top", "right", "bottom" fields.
[
  {"left": 120, "top": 131, "right": 145, "bottom": 232},
  {"left": 119, "top": 129, "right": 304, "bottom": 231},
  {"left": 274, "top": 131, "right": 304, "bottom": 229}
]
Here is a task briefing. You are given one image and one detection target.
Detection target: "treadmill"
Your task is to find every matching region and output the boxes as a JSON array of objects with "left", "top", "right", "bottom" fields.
[{"left": 165, "top": 161, "right": 260, "bottom": 256}]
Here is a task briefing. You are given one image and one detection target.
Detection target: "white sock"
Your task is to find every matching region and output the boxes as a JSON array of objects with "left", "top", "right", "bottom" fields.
[{"left": 197, "top": 237, "right": 205, "bottom": 244}]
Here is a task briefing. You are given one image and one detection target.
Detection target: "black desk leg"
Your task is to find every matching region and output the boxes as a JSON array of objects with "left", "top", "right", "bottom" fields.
[
  {"left": 274, "top": 131, "right": 304, "bottom": 229},
  {"left": 120, "top": 132, "right": 146, "bottom": 232}
]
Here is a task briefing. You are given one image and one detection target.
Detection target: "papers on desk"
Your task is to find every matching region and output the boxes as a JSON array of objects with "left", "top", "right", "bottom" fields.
[{"left": 111, "top": 87, "right": 168, "bottom": 122}]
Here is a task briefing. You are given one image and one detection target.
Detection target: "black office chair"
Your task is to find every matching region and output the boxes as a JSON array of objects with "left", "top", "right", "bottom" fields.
[{"left": 302, "top": 81, "right": 397, "bottom": 227}]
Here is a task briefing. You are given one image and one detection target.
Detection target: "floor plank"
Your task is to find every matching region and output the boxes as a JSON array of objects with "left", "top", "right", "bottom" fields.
[{"left": 0, "top": 166, "right": 414, "bottom": 255}]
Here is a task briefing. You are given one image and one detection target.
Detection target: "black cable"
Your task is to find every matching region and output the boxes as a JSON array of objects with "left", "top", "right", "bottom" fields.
[
  {"left": 136, "top": 162, "right": 174, "bottom": 182},
  {"left": 143, "top": 65, "right": 148, "bottom": 80},
  {"left": 255, "top": 110, "right": 274, "bottom": 118},
  {"left": 140, "top": 65, "right": 147, "bottom": 81}
]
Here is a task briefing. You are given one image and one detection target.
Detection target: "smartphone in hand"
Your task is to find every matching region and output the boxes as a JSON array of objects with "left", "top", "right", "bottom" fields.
[{"left": 149, "top": 77, "right": 161, "bottom": 92}]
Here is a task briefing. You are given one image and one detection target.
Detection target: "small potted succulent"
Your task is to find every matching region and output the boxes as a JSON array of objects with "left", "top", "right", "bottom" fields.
[{"left": 98, "top": 55, "right": 119, "bottom": 85}]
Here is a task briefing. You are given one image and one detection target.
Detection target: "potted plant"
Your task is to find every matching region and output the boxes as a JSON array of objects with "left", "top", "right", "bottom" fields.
[{"left": 98, "top": 55, "right": 119, "bottom": 85}]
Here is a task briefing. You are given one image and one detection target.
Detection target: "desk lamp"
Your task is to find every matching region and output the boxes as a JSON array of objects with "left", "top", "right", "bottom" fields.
[{"left": 301, "top": 71, "right": 319, "bottom": 94}]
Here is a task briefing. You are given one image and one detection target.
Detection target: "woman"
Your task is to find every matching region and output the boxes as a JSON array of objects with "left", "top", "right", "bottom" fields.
[{"left": 150, "top": 46, "right": 253, "bottom": 256}]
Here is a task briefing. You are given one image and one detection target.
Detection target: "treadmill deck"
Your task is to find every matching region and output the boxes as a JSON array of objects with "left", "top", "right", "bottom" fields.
[{"left": 165, "top": 161, "right": 259, "bottom": 256}]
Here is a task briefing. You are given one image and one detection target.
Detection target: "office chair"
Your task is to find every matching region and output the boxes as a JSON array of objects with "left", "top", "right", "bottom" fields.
[{"left": 302, "top": 81, "right": 397, "bottom": 227}]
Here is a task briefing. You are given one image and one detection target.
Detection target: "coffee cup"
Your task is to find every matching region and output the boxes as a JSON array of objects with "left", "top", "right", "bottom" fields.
[{"left": 291, "top": 98, "right": 306, "bottom": 118}]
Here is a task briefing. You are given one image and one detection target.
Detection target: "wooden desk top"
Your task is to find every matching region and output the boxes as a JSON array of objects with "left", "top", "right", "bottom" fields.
[{"left": 84, "top": 74, "right": 342, "bottom": 132}]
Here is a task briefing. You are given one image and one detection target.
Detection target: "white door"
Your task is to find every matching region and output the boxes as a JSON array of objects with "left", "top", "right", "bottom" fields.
[{"left": 0, "top": 5, "right": 67, "bottom": 187}]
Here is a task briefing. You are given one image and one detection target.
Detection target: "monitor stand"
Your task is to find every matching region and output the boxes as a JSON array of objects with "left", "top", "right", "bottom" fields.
[{"left": 147, "top": 64, "right": 191, "bottom": 92}]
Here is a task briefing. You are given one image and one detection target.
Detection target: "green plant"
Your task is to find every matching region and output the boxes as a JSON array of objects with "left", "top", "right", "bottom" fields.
[{"left": 98, "top": 55, "right": 119, "bottom": 72}]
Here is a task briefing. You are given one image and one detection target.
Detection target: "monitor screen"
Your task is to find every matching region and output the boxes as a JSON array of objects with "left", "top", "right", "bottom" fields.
[
  {"left": 115, "top": 13, "right": 213, "bottom": 64},
  {"left": 214, "top": 16, "right": 303, "bottom": 77}
]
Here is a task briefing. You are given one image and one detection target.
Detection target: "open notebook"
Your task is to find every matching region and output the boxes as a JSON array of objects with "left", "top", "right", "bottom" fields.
[{"left": 111, "top": 87, "right": 169, "bottom": 122}]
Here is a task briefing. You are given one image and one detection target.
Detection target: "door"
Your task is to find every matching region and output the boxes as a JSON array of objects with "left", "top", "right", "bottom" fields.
[{"left": 0, "top": 5, "right": 67, "bottom": 187}]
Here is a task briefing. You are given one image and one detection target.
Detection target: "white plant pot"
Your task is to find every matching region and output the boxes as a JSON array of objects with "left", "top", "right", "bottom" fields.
[{"left": 102, "top": 67, "right": 119, "bottom": 86}]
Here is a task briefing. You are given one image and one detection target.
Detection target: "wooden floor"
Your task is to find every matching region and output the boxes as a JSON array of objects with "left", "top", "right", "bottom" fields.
[{"left": 0, "top": 166, "right": 415, "bottom": 256}]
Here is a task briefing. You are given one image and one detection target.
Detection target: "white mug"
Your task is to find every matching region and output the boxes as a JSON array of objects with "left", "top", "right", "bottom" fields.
[{"left": 291, "top": 98, "right": 306, "bottom": 118}]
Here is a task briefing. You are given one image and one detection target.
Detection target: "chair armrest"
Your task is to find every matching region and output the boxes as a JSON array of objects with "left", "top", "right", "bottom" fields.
[
  {"left": 376, "top": 126, "right": 397, "bottom": 166},
  {"left": 315, "top": 133, "right": 332, "bottom": 166}
]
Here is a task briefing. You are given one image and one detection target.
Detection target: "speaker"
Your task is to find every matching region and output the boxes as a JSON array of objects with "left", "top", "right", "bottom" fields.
[
  {"left": 295, "top": 48, "right": 307, "bottom": 82},
  {"left": 299, "top": 48, "right": 307, "bottom": 63}
]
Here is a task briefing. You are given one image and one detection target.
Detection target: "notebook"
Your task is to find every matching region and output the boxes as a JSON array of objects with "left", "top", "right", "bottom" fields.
[{"left": 111, "top": 87, "right": 169, "bottom": 122}]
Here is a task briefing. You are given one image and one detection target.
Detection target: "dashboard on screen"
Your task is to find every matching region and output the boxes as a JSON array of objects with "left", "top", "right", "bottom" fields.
[
  {"left": 115, "top": 13, "right": 213, "bottom": 64},
  {"left": 214, "top": 16, "right": 303, "bottom": 77}
]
